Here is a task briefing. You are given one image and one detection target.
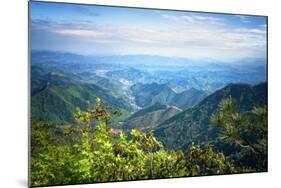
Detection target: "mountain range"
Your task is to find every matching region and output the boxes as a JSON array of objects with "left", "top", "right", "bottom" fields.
[
  {"left": 131, "top": 83, "right": 207, "bottom": 109},
  {"left": 30, "top": 51, "right": 267, "bottom": 139},
  {"left": 31, "top": 66, "right": 133, "bottom": 124},
  {"left": 153, "top": 82, "right": 268, "bottom": 150}
]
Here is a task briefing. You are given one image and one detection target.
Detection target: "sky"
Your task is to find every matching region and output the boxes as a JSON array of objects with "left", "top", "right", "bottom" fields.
[{"left": 30, "top": 1, "right": 267, "bottom": 61}]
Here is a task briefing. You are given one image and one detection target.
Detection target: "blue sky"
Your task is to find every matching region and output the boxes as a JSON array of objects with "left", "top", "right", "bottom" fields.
[{"left": 30, "top": 1, "right": 267, "bottom": 61}]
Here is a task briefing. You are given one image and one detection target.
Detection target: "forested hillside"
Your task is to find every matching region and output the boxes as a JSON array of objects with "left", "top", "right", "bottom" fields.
[
  {"left": 131, "top": 83, "right": 207, "bottom": 109},
  {"left": 31, "top": 97, "right": 267, "bottom": 187},
  {"left": 124, "top": 104, "right": 182, "bottom": 130},
  {"left": 31, "top": 66, "right": 133, "bottom": 124},
  {"left": 154, "top": 82, "right": 268, "bottom": 150},
  {"left": 30, "top": 51, "right": 268, "bottom": 187}
]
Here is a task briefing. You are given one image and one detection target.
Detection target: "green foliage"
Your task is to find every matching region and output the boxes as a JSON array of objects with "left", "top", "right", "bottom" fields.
[
  {"left": 31, "top": 121, "right": 73, "bottom": 185},
  {"left": 31, "top": 98, "right": 188, "bottom": 186},
  {"left": 31, "top": 95, "right": 267, "bottom": 187},
  {"left": 211, "top": 97, "right": 245, "bottom": 145},
  {"left": 186, "top": 144, "right": 236, "bottom": 176},
  {"left": 150, "top": 149, "right": 186, "bottom": 178},
  {"left": 211, "top": 97, "right": 267, "bottom": 171}
]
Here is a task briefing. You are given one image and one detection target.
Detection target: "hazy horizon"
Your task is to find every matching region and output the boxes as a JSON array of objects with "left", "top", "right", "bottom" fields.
[{"left": 31, "top": 49, "right": 267, "bottom": 66}]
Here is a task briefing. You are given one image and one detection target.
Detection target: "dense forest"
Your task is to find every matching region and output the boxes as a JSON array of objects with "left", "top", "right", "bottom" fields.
[{"left": 31, "top": 96, "right": 267, "bottom": 187}]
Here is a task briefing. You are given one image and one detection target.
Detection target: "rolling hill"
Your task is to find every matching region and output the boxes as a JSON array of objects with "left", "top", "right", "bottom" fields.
[
  {"left": 123, "top": 103, "right": 182, "bottom": 130},
  {"left": 153, "top": 82, "right": 268, "bottom": 150},
  {"left": 31, "top": 66, "right": 134, "bottom": 124},
  {"left": 131, "top": 83, "right": 207, "bottom": 109}
]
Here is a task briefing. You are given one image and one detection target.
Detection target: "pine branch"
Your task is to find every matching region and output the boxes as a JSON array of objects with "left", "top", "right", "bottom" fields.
[{"left": 235, "top": 140, "right": 256, "bottom": 154}]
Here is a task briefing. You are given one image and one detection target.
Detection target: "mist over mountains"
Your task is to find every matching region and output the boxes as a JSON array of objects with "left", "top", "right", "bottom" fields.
[{"left": 31, "top": 51, "right": 267, "bottom": 149}]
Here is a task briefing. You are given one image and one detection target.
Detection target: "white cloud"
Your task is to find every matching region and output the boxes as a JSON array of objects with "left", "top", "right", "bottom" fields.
[
  {"left": 234, "top": 28, "right": 266, "bottom": 34},
  {"left": 236, "top": 15, "right": 252, "bottom": 23},
  {"left": 52, "top": 24, "right": 265, "bottom": 60},
  {"left": 161, "top": 14, "right": 225, "bottom": 26},
  {"left": 35, "top": 15, "right": 266, "bottom": 60},
  {"left": 54, "top": 29, "right": 101, "bottom": 37}
]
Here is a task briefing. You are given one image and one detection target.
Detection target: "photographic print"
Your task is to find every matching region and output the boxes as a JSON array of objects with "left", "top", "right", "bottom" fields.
[{"left": 29, "top": 1, "right": 268, "bottom": 187}]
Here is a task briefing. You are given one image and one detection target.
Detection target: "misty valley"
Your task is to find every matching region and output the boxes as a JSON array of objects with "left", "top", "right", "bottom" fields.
[{"left": 31, "top": 51, "right": 266, "bottom": 125}]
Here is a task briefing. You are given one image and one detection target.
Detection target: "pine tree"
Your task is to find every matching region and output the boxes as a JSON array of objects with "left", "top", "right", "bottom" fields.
[{"left": 211, "top": 97, "right": 267, "bottom": 171}]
